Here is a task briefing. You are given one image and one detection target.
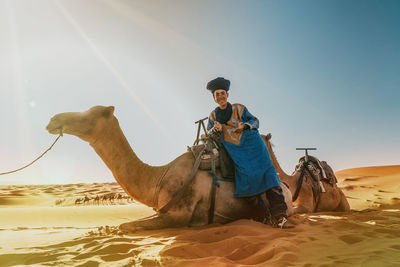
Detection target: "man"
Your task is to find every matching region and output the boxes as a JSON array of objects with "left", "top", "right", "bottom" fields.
[{"left": 206, "top": 77, "right": 291, "bottom": 228}]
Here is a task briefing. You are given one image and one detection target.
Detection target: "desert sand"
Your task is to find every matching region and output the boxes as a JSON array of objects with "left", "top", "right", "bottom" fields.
[{"left": 1, "top": 165, "right": 400, "bottom": 266}]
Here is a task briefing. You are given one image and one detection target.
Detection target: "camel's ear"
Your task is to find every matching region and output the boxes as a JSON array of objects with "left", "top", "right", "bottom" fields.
[
  {"left": 266, "top": 133, "right": 272, "bottom": 141},
  {"left": 102, "top": 106, "right": 115, "bottom": 118}
]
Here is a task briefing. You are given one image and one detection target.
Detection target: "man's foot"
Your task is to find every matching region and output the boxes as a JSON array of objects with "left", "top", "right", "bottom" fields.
[{"left": 274, "top": 216, "right": 295, "bottom": 229}]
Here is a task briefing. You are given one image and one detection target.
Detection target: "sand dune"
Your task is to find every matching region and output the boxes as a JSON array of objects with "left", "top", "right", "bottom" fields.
[
  {"left": 1, "top": 165, "right": 400, "bottom": 266},
  {"left": 337, "top": 165, "right": 400, "bottom": 211}
]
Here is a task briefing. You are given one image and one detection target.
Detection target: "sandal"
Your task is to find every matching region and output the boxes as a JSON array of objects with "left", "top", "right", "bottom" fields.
[{"left": 274, "top": 216, "right": 295, "bottom": 229}]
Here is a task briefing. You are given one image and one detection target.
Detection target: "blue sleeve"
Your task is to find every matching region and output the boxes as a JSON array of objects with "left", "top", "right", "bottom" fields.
[
  {"left": 207, "top": 115, "right": 214, "bottom": 131},
  {"left": 241, "top": 107, "right": 259, "bottom": 129}
]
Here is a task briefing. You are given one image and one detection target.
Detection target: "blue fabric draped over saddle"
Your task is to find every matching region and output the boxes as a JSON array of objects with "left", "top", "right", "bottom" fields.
[{"left": 207, "top": 104, "right": 280, "bottom": 197}]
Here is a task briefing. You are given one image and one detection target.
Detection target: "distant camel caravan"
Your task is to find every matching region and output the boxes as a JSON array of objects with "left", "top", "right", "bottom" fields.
[
  {"left": 46, "top": 106, "right": 293, "bottom": 232},
  {"left": 263, "top": 134, "right": 350, "bottom": 213},
  {"left": 71, "top": 193, "right": 131, "bottom": 206}
]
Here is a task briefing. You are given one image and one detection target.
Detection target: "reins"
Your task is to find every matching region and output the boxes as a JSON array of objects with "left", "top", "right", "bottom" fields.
[
  {"left": 0, "top": 133, "right": 63, "bottom": 176},
  {"left": 292, "top": 162, "right": 323, "bottom": 212},
  {"left": 292, "top": 163, "right": 306, "bottom": 202}
]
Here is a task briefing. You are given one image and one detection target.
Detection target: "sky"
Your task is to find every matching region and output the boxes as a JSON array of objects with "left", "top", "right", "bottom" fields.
[{"left": 0, "top": 0, "right": 399, "bottom": 185}]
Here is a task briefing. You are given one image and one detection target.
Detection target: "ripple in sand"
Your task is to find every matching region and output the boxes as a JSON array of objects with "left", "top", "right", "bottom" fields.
[
  {"left": 308, "top": 215, "right": 346, "bottom": 220},
  {"left": 344, "top": 176, "right": 377, "bottom": 182},
  {"left": 382, "top": 209, "right": 400, "bottom": 212}
]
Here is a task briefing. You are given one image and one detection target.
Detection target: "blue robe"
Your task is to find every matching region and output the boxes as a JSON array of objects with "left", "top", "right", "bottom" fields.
[{"left": 207, "top": 103, "right": 280, "bottom": 197}]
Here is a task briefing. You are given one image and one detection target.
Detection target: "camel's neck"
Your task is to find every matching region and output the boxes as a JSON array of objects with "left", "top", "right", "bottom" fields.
[
  {"left": 265, "top": 139, "right": 288, "bottom": 178},
  {"left": 89, "top": 117, "right": 167, "bottom": 207},
  {"left": 265, "top": 138, "right": 297, "bottom": 191}
]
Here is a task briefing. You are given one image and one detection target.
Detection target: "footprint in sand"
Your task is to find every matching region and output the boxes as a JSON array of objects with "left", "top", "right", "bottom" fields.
[
  {"left": 390, "top": 245, "right": 400, "bottom": 250},
  {"left": 345, "top": 196, "right": 360, "bottom": 200},
  {"left": 344, "top": 176, "right": 377, "bottom": 182},
  {"left": 378, "top": 190, "right": 394, "bottom": 193},
  {"left": 344, "top": 185, "right": 357, "bottom": 190},
  {"left": 338, "top": 235, "right": 364, "bottom": 244}
]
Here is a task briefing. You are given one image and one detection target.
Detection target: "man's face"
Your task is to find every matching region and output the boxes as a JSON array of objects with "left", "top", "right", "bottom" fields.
[{"left": 213, "top": 89, "right": 229, "bottom": 107}]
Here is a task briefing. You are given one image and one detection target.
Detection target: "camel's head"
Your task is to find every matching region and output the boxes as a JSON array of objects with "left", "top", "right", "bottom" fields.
[{"left": 46, "top": 105, "right": 115, "bottom": 142}]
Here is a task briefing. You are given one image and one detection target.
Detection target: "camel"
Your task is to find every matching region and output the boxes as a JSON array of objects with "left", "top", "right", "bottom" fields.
[
  {"left": 101, "top": 194, "right": 109, "bottom": 205},
  {"left": 116, "top": 193, "right": 123, "bottom": 203},
  {"left": 75, "top": 198, "right": 83, "bottom": 205},
  {"left": 94, "top": 195, "right": 100, "bottom": 205},
  {"left": 46, "top": 105, "right": 293, "bottom": 232},
  {"left": 83, "top": 195, "right": 91, "bottom": 205},
  {"left": 262, "top": 134, "right": 350, "bottom": 214},
  {"left": 101, "top": 193, "right": 117, "bottom": 204}
]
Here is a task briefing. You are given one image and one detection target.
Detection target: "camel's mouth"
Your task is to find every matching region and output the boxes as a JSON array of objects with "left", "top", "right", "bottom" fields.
[
  {"left": 46, "top": 125, "right": 63, "bottom": 135},
  {"left": 46, "top": 121, "right": 63, "bottom": 135}
]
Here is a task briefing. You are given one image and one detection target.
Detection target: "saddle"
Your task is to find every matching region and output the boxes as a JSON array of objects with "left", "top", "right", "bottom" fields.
[
  {"left": 188, "top": 129, "right": 235, "bottom": 179},
  {"left": 295, "top": 155, "right": 338, "bottom": 186},
  {"left": 189, "top": 144, "right": 220, "bottom": 170}
]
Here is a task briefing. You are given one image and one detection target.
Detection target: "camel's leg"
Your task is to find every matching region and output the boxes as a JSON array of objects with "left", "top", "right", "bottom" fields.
[
  {"left": 335, "top": 190, "right": 350, "bottom": 212},
  {"left": 293, "top": 184, "right": 314, "bottom": 214},
  {"left": 280, "top": 182, "right": 294, "bottom": 216},
  {"left": 119, "top": 196, "right": 201, "bottom": 233},
  {"left": 119, "top": 213, "right": 186, "bottom": 233}
]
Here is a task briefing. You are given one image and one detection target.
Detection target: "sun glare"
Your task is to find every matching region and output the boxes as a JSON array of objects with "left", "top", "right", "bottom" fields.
[
  {"left": 7, "top": 0, "right": 34, "bottom": 162},
  {"left": 53, "top": 0, "right": 165, "bottom": 132}
]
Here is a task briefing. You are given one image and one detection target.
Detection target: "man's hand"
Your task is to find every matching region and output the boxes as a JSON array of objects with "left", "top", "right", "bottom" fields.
[
  {"left": 214, "top": 121, "right": 222, "bottom": 132},
  {"left": 234, "top": 122, "right": 250, "bottom": 133}
]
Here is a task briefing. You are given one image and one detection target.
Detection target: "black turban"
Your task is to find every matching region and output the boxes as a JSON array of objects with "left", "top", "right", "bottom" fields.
[{"left": 206, "top": 77, "right": 230, "bottom": 94}]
